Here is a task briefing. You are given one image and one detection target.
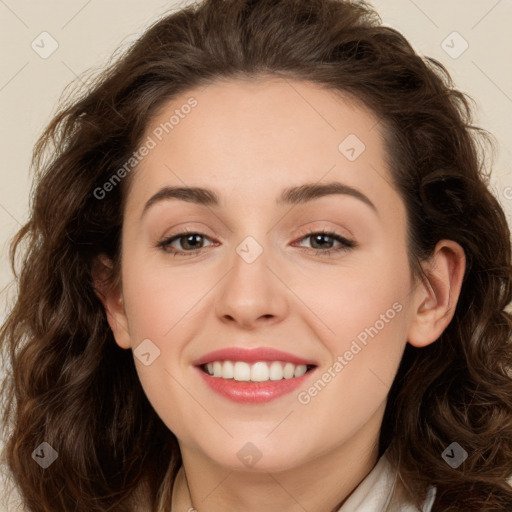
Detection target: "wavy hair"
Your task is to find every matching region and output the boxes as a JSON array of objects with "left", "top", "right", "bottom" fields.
[{"left": 1, "top": 0, "right": 511, "bottom": 510}]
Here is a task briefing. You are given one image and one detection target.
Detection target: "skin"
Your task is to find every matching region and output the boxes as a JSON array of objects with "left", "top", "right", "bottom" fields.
[{"left": 94, "top": 76, "right": 465, "bottom": 512}]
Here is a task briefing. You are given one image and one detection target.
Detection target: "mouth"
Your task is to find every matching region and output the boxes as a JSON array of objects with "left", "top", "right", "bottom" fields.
[
  {"left": 199, "top": 360, "right": 317, "bottom": 382},
  {"left": 192, "top": 347, "right": 318, "bottom": 402}
]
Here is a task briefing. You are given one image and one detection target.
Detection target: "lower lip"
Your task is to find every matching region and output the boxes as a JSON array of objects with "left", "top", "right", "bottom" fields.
[{"left": 195, "top": 366, "right": 315, "bottom": 403}]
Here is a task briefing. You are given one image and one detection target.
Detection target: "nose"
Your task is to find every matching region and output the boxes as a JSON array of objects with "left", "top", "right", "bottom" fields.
[{"left": 215, "top": 241, "right": 289, "bottom": 330}]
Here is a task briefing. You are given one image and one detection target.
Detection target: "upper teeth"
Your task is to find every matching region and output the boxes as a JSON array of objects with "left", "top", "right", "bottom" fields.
[{"left": 204, "top": 361, "right": 309, "bottom": 381}]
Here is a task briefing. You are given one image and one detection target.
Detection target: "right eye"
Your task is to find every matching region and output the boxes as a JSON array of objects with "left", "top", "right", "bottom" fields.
[{"left": 157, "top": 230, "right": 217, "bottom": 257}]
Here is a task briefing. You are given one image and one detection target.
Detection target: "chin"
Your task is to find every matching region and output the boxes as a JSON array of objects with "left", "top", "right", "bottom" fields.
[{"left": 203, "top": 440, "right": 311, "bottom": 473}]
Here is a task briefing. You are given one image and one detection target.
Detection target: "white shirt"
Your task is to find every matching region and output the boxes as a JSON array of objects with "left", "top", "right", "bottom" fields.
[{"left": 338, "top": 451, "right": 437, "bottom": 512}]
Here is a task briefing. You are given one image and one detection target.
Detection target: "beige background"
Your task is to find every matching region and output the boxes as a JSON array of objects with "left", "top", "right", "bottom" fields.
[{"left": 0, "top": 0, "right": 511, "bottom": 506}]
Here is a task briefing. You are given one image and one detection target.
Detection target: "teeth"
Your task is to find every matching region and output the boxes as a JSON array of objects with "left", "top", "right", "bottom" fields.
[
  {"left": 233, "top": 361, "right": 251, "bottom": 381},
  {"left": 203, "top": 360, "right": 311, "bottom": 381},
  {"left": 251, "top": 362, "right": 269, "bottom": 382},
  {"left": 283, "top": 362, "right": 295, "bottom": 379},
  {"left": 223, "top": 360, "right": 234, "bottom": 379},
  {"left": 269, "top": 361, "right": 283, "bottom": 380},
  {"left": 294, "top": 364, "right": 307, "bottom": 377}
]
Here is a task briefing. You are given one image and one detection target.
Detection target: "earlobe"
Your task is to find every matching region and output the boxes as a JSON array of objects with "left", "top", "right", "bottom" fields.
[
  {"left": 407, "top": 240, "right": 466, "bottom": 348},
  {"left": 91, "top": 254, "right": 131, "bottom": 350}
]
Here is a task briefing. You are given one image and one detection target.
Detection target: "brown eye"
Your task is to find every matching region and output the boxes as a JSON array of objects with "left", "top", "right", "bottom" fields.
[
  {"left": 157, "top": 231, "right": 215, "bottom": 256},
  {"left": 295, "top": 230, "right": 355, "bottom": 256}
]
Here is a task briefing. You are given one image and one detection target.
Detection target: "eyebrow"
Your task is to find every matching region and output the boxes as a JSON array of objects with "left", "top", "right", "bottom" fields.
[{"left": 140, "top": 181, "right": 377, "bottom": 219}]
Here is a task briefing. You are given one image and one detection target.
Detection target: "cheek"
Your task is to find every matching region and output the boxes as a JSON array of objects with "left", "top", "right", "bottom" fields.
[
  {"left": 121, "top": 251, "right": 217, "bottom": 344},
  {"left": 291, "top": 245, "right": 412, "bottom": 411},
  {"left": 294, "top": 288, "right": 409, "bottom": 441},
  {"left": 291, "top": 245, "right": 411, "bottom": 347}
]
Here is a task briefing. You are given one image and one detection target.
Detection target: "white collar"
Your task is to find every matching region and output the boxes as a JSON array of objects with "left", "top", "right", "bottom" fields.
[{"left": 338, "top": 451, "right": 437, "bottom": 512}]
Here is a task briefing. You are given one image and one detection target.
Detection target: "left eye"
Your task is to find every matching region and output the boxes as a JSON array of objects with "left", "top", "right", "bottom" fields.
[{"left": 295, "top": 231, "right": 349, "bottom": 251}]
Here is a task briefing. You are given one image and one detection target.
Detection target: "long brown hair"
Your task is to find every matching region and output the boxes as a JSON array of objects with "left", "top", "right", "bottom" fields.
[{"left": 1, "top": 0, "right": 511, "bottom": 510}]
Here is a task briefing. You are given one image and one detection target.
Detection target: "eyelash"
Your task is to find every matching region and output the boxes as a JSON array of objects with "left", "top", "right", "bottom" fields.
[{"left": 156, "top": 227, "right": 356, "bottom": 258}]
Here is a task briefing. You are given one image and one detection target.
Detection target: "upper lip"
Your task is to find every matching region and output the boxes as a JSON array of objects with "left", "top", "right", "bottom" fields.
[{"left": 192, "top": 347, "right": 317, "bottom": 366}]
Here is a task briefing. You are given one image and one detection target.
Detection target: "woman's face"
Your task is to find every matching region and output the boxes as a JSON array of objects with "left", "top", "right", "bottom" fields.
[{"left": 107, "top": 77, "right": 428, "bottom": 472}]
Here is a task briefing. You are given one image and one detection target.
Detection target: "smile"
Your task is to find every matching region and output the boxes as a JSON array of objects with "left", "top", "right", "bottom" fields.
[{"left": 193, "top": 347, "right": 318, "bottom": 403}]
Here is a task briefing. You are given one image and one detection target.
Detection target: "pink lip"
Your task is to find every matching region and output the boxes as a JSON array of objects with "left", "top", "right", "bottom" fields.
[
  {"left": 192, "top": 347, "right": 317, "bottom": 366},
  {"left": 192, "top": 347, "right": 317, "bottom": 404},
  {"left": 194, "top": 366, "right": 316, "bottom": 403}
]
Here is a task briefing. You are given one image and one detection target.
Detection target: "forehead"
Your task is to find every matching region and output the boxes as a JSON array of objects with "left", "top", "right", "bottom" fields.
[{"left": 125, "top": 76, "right": 395, "bottom": 214}]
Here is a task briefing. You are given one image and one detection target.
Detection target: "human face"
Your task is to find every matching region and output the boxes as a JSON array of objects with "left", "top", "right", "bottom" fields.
[{"left": 112, "top": 77, "right": 420, "bottom": 472}]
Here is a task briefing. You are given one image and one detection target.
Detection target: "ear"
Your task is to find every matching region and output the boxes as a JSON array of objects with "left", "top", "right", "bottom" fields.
[
  {"left": 91, "top": 254, "right": 131, "bottom": 349},
  {"left": 407, "top": 240, "right": 466, "bottom": 348}
]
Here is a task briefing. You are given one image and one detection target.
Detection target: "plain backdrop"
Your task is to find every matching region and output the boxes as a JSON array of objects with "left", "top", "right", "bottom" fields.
[{"left": 0, "top": 0, "right": 511, "bottom": 506}]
